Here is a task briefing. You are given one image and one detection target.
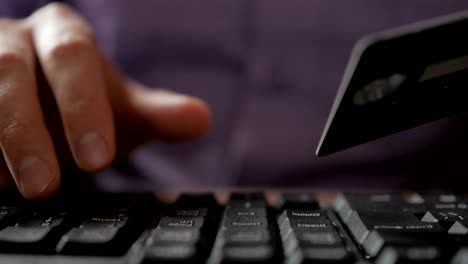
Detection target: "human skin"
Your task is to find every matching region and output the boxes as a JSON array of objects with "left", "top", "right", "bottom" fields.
[{"left": 0, "top": 3, "right": 212, "bottom": 200}]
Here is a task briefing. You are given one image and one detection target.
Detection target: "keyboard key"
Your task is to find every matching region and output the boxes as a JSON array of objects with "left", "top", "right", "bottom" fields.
[
  {"left": 221, "top": 245, "right": 275, "bottom": 263},
  {"left": 227, "top": 200, "right": 267, "bottom": 209},
  {"left": 81, "top": 216, "right": 128, "bottom": 229},
  {"left": 145, "top": 194, "right": 221, "bottom": 263},
  {"left": 167, "top": 208, "right": 208, "bottom": 218},
  {"left": 0, "top": 210, "right": 69, "bottom": 253},
  {"left": 283, "top": 209, "right": 326, "bottom": 219},
  {"left": 209, "top": 194, "right": 278, "bottom": 263},
  {"left": 282, "top": 219, "right": 335, "bottom": 233},
  {"left": 223, "top": 229, "right": 271, "bottom": 245},
  {"left": 149, "top": 228, "right": 201, "bottom": 244},
  {"left": 362, "top": 227, "right": 449, "bottom": 259},
  {"left": 225, "top": 208, "right": 267, "bottom": 218},
  {"left": 334, "top": 193, "right": 406, "bottom": 221},
  {"left": 277, "top": 193, "right": 320, "bottom": 210},
  {"left": 418, "top": 193, "right": 463, "bottom": 204},
  {"left": 279, "top": 205, "right": 348, "bottom": 263},
  {"left": 57, "top": 224, "right": 122, "bottom": 255},
  {"left": 223, "top": 217, "right": 268, "bottom": 230},
  {"left": 292, "top": 231, "right": 342, "bottom": 246},
  {"left": 375, "top": 246, "right": 443, "bottom": 264},
  {"left": 452, "top": 247, "right": 468, "bottom": 264},
  {"left": 0, "top": 226, "right": 51, "bottom": 242},
  {"left": 227, "top": 192, "right": 267, "bottom": 209},
  {"left": 57, "top": 206, "right": 149, "bottom": 255},
  {"left": 345, "top": 210, "right": 444, "bottom": 244},
  {"left": 0, "top": 206, "right": 17, "bottom": 224},
  {"left": 144, "top": 244, "right": 198, "bottom": 263},
  {"left": 448, "top": 221, "right": 468, "bottom": 235},
  {"left": 277, "top": 209, "right": 326, "bottom": 229},
  {"left": 419, "top": 210, "right": 468, "bottom": 225},
  {"left": 60, "top": 226, "right": 119, "bottom": 244},
  {"left": 289, "top": 247, "right": 351, "bottom": 263},
  {"left": 159, "top": 217, "right": 204, "bottom": 229}
]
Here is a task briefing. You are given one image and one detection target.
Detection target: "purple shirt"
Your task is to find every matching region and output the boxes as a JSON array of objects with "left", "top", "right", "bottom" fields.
[{"left": 2, "top": 0, "right": 468, "bottom": 191}]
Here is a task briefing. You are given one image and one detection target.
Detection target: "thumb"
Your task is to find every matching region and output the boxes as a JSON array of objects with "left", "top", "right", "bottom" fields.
[{"left": 102, "top": 59, "right": 212, "bottom": 153}]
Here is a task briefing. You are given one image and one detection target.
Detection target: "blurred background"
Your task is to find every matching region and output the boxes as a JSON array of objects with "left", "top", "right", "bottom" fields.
[{"left": 3, "top": 0, "right": 468, "bottom": 191}]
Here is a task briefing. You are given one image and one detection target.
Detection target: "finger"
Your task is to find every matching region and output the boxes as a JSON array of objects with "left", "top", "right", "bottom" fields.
[
  {"left": 28, "top": 3, "right": 115, "bottom": 172},
  {"left": 102, "top": 61, "right": 211, "bottom": 147},
  {"left": 0, "top": 20, "right": 60, "bottom": 199},
  {"left": 129, "top": 87, "right": 212, "bottom": 141},
  {"left": 0, "top": 153, "right": 15, "bottom": 191}
]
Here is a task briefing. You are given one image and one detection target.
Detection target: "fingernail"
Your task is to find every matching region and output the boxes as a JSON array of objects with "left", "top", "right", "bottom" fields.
[
  {"left": 76, "top": 131, "right": 108, "bottom": 169},
  {"left": 19, "top": 156, "right": 55, "bottom": 197},
  {"left": 153, "top": 92, "right": 191, "bottom": 107}
]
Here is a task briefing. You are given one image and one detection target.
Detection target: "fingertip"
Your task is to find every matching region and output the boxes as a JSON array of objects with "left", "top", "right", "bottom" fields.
[
  {"left": 75, "top": 131, "right": 116, "bottom": 173},
  {"left": 169, "top": 96, "right": 212, "bottom": 139},
  {"left": 135, "top": 90, "right": 212, "bottom": 141},
  {"left": 18, "top": 157, "right": 61, "bottom": 201},
  {"left": 25, "top": 171, "right": 61, "bottom": 201}
]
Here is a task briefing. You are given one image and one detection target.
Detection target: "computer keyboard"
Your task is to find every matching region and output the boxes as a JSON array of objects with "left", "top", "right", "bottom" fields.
[{"left": 0, "top": 191, "right": 467, "bottom": 263}]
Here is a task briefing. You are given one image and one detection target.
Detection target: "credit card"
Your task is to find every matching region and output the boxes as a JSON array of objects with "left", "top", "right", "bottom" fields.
[{"left": 316, "top": 10, "right": 468, "bottom": 157}]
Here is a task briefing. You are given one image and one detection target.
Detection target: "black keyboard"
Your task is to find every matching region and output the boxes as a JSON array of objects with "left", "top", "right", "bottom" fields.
[{"left": 1, "top": 191, "right": 468, "bottom": 263}]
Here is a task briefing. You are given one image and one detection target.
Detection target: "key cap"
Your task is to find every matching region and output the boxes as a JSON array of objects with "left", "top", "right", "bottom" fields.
[
  {"left": 278, "top": 205, "right": 349, "bottom": 263},
  {"left": 286, "top": 230, "right": 342, "bottom": 247},
  {"left": 281, "top": 219, "right": 335, "bottom": 235},
  {"left": 411, "top": 193, "right": 468, "bottom": 211},
  {"left": 277, "top": 193, "right": 320, "bottom": 210},
  {"left": 334, "top": 193, "right": 406, "bottom": 221},
  {"left": 145, "top": 194, "right": 221, "bottom": 263},
  {"left": 223, "top": 217, "right": 268, "bottom": 230},
  {"left": 375, "top": 246, "right": 444, "bottom": 264},
  {"left": 227, "top": 193, "right": 267, "bottom": 209},
  {"left": 223, "top": 229, "right": 271, "bottom": 245},
  {"left": 144, "top": 244, "right": 198, "bottom": 263},
  {"left": 345, "top": 210, "right": 445, "bottom": 245},
  {"left": 362, "top": 227, "right": 450, "bottom": 259},
  {"left": 419, "top": 210, "right": 468, "bottom": 225},
  {"left": 209, "top": 194, "right": 277, "bottom": 263},
  {"left": 220, "top": 245, "right": 275, "bottom": 263},
  {"left": 277, "top": 209, "right": 327, "bottom": 229},
  {"left": 419, "top": 193, "right": 462, "bottom": 204},
  {"left": 159, "top": 217, "right": 204, "bottom": 229},
  {"left": 448, "top": 221, "right": 468, "bottom": 235},
  {"left": 149, "top": 228, "right": 201, "bottom": 244},
  {"left": 452, "top": 247, "right": 468, "bottom": 264},
  {"left": 0, "top": 210, "right": 69, "bottom": 253},
  {"left": 166, "top": 208, "right": 208, "bottom": 218},
  {"left": 226, "top": 208, "right": 267, "bottom": 218},
  {"left": 279, "top": 212, "right": 343, "bottom": 254},
  {"left": 57, "top": 205, "right": 149, "bottom": 255},
  {"left": 57, "top": 222, "right": 123, "bottom": 255},
  {"left": 143, "top": 226, "right": 203, "bottom": 263},
  {"left": 0, "top": 206, "right": 17, "bottom": 224},
  {"left": 289, "top": 246, "right": 351, "bottom": 264}
]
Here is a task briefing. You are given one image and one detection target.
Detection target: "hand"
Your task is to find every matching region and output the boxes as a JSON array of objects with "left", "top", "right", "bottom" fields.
[{"left": 0, "top": 3, "right": 211, "bottom": 200}]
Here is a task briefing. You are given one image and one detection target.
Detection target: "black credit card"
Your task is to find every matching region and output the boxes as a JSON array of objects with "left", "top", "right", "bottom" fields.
[{"left": 316, "top": 10, "right": 468, "bottom": 157}]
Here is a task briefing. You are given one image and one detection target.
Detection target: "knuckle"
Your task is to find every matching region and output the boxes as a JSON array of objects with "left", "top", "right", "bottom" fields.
[
  {"left": 62, "top": 94, "right": 96, "bottom": 117},
  {"left": 0, "top": 18, "right": 16, "bottom": 28},
  {"left": 0, "top": 51, "right": 27, "bottom": 73},
  {"left": 46, "top": 37, "right": 94, "bottom": 62},
  {"left": 40, "top": 2, "right": 75, "bottom": 18},
  {"left": 0, "top": 120, "right": 27, "bottom": 145}
]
